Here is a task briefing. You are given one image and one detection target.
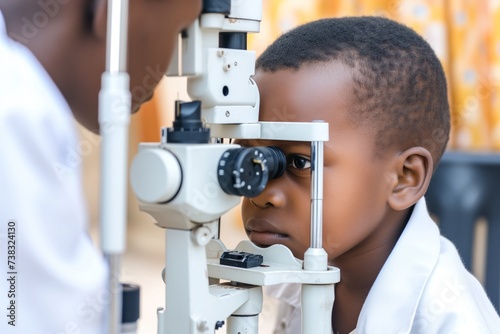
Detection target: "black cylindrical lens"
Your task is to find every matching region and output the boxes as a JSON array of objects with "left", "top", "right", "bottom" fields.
[
  {"left": 262, "top": 146, "right": 287, "bottom": 180},
  {"left": 217, "top": 146, "right": 286, "bottom": 197}
]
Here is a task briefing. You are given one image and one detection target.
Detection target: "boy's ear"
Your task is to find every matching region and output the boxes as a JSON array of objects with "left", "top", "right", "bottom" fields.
[
  {"left": 90, "top": 0, "right": 107, "bottom": 40},
  {"left": 387, "top": 147, "right": 433, "bottom": 211}
]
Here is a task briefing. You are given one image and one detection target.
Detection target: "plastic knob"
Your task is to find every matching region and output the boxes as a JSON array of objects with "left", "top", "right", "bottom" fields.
[{"left": 130, "top": 149, "right": 182, "bottom": 203}]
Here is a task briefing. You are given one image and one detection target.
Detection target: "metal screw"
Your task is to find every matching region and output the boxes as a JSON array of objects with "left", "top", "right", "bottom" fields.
[{"left": 225, "top": 110, "right": 230, "bottom": 117}]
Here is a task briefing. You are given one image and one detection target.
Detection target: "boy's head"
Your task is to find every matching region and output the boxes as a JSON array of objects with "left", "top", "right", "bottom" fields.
[
  {"left": 0, "top": 0, "right": 202, "bottom": 131},
  {"left": 256, "top": 16, "right": 450, "bottom": 165},
  {"left": 239, "top": 17, "right": 450, "bottom": 265}
]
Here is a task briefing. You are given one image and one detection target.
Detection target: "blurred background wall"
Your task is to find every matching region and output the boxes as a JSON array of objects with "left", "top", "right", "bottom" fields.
[{"left": 251, "top": 0, "right": 500, "bottom": 150}]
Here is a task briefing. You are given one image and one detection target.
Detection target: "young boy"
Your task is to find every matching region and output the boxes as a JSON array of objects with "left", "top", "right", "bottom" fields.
[
  {"left": 238, "top": 17, "right": 500, "bottom": 333},
  {"left": 0, "top": 0, "right": 200, "bottom": 333}
]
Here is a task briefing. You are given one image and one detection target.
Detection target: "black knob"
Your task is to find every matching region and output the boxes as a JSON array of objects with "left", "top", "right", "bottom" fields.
[
  {"left": 166, "top": 100, "right": 210, "bottom": 143},
  {"left": 121, "top": 283, "right": 140, "bottom": 324}
]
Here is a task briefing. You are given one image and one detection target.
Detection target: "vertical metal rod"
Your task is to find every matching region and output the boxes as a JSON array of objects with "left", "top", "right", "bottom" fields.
[
  {"left": 103, "top": 1, "right": 129, "bottom": 333},
  {"left": 210, "top": 137, "right": 223, "bottom": 239},
  {"left": 106, "top": 0, "right": 129, "bottom": 73},
  {"left": 310, "top": 140, "right": 324, "bottom": 249},
  {"left": 105, "top": 254, "right": 123, "bottom": 334}
]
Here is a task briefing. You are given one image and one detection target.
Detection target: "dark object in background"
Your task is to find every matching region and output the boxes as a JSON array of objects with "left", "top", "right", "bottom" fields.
[{"left": 426, "top": 151, "right": 500, "bottom": 313}]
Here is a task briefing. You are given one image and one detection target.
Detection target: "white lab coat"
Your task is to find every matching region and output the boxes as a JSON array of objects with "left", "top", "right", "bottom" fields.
[
  {"left": 0, "top": 12, "right": 107, "bottom": 333},
  {"left": 266, "top": 198, "right": 500, "bottom": 333}
]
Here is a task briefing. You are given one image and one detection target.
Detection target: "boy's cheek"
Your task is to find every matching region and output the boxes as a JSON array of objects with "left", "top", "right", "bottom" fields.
[{"left": 240, "top": 198, "right": 251, "bottom": 220}]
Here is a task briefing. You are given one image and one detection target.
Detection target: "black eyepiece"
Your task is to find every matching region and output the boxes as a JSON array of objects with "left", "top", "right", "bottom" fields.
[
  {"left": 263, "top": 146, "right": 287, "bottom": 180},
  {"left": 217, "top": 146, "right": 287, "bottom": 197}
]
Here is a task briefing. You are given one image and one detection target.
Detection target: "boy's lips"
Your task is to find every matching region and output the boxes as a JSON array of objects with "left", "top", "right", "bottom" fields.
[{"left": 245, "top": 218, "right": 289, "bottom": 247}]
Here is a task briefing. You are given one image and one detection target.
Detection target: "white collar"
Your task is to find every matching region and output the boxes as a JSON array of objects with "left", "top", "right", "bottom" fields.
[
  {"left": 265, "top": 198, "right": 440, "bottom": 333},
  {"left": 356, "top": 198, "right": 440, "bottom": 332}
]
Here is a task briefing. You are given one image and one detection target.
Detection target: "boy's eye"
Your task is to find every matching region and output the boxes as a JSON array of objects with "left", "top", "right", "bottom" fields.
[{"left": 288, "top": 154, "right": 311, "bottom": 170}]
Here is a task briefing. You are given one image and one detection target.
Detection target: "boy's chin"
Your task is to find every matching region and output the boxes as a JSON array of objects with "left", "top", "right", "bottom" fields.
[{"left": 250, "top": 241, "right": 270, "bottom": 249}]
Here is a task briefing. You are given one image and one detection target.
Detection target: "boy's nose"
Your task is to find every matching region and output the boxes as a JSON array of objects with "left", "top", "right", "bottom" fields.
[
  {"left": 248, "top": 182, "right": 286, "bottom": 208},
  {"left": 249, "top": 198, "right": 270, "bottom": 208}
]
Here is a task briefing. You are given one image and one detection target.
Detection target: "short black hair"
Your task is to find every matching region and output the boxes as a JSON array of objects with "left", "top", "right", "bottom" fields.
[{"left": 256, "top": 16, "right": 450, "bottom": 165}]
